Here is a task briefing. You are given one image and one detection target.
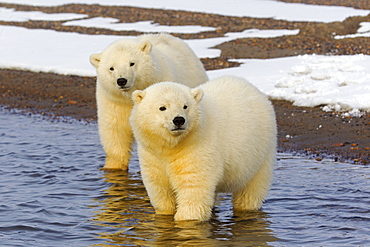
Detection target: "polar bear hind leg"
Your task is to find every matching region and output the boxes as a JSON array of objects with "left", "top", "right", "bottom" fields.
[{"left": 232, "top": 152, "right": 274, "bottom": 211}]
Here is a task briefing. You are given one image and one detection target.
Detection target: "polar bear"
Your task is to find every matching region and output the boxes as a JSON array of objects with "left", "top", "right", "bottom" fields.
[
  {"left": 130, "top": 76, "right": 277, "bottom": 221},
  {"left": 90, "top": 33, "right": 208, "bottom": 170}
]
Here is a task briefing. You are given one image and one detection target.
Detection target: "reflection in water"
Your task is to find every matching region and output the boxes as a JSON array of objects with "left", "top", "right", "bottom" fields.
[{"left": 92, "top": 165, "right": 278, "bottom": 246}]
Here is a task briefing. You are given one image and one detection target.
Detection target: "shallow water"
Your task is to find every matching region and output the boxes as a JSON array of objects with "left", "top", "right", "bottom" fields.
[{"left": 0, "top": 109, "right": 369, "bottom": 246}]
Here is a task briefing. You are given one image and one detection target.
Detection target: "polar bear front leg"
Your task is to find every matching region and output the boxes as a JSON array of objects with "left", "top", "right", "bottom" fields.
[
  {"left": 170, "top": 162, "right": 216, "bottom": 221},
  {"left": 139, "top": 151, "right": 176, "bottom": 215},
  {"left": 174, "top": 184, "right": 215, "bottom": 221},
  {"left": 98, "top": 99, "right": 133, "bottom": 170},
  {"left": 144, "top": 175, "right": 176, "bottom": 215}
]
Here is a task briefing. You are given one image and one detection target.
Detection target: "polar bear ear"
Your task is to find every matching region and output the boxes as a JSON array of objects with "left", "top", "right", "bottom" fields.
[
  {"left": 132, "top": 90, "right": 146, "bottom": 104},
  {"left": 140, "top": 41, "right": 152, "bottom": 54},
  {"left": 191, "top": 88, "right": 203, "bottom": 103},
  {"left": 90, "top": 53, "right": 101, "bottom": 68}
]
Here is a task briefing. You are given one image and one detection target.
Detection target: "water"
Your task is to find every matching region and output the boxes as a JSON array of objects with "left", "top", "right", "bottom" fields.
[{"left": 0, "top": 109, "right": 369, "bottom": 247}]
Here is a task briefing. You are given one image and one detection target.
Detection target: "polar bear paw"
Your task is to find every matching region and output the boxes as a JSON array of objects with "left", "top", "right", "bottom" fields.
[
  {"left": 102, "top": 156, "right": 129, "bottom": 170},
  {"left": 174, "top": 205, "right": 212, "bottom": 221}
]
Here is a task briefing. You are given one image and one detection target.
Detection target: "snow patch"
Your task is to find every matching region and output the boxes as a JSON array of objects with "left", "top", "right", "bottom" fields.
[
  {"left": 335, "top": 22, "right": 370, "bottom": 39},
  {"left": 0, "top": 7, "right": 87, "bottom": 22},
  {"left": 63, "top": 18, "right": 217, "bottom": 33},
  {"left": 0, "top": 0, "right": 368, "bottom": 22}
]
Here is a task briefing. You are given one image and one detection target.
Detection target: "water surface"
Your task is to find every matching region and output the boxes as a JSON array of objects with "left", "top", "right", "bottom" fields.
[{"left": 0, "top": 109, "right": 369, "bottom": 246}]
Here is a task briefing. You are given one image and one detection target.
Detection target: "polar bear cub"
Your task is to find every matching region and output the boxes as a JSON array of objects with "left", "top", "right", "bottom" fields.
[
  {"left": 130, "top": 76, "right": 277, "bottom": 221},
  {"left": 90, "top": 33, "right": 208, "bottom": 170}
]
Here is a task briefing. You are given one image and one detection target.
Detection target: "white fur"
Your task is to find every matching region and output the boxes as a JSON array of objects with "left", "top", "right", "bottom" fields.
[
  {"left": 130, "top": 76, "right": 277, "bottom": 221},
  {"left": 90, "top": 33, "right": 208, "bottom": 170}
]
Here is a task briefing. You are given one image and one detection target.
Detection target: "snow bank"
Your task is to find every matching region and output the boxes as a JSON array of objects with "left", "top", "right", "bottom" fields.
[{"left": 209, "top": 55, "right": 370, "bottom": 112}]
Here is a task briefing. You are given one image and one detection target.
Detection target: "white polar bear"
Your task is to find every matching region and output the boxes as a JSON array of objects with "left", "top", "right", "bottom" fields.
[
  {"left": 90, "top": 33, "right": 208, "bottom": 170},
  {"left": 130, "top": 76, "right": 277, "bottom": 221}
]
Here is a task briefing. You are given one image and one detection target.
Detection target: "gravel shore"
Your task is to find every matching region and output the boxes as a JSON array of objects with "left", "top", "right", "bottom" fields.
[{"left": 0, "top": 0, "right": 369, "bottom": 164}]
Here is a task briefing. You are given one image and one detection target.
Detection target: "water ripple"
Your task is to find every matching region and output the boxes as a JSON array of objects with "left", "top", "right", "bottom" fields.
[{"left": 0, "top": 109, "right": 369, "bottom": 246}]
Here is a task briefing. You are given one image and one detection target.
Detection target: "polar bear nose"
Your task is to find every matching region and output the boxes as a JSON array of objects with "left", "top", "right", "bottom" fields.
[
  {"left": 117, "top": 78, "right": 128, "bottom": 87},
  {"left": 173, "top": 116, "right": 186, "bottom": 127}
]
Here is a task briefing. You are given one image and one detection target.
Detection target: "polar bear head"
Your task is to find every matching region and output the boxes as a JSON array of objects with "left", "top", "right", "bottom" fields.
[
  {"left": 130, "top": 82, "right": 203, "bottom": 145},
  {"left": 90, "top": 39, "right": 156, "bottom": 97}
]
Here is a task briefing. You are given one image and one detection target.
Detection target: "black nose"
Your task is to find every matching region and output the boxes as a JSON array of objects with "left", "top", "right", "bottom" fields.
[
  {"left": 173, "top": 116, "right": 185, "bottom": 127},
  {"left": 117, "top": 78, "right": 127, "bottom": 87}
]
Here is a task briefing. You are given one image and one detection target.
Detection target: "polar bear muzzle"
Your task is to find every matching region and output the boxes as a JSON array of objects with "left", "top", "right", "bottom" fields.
[
  {"left": 172, "top": 116, "right": 186, "bottom": 131},
  {"left": 117, "top": 78, "right": 128, "bottom": 89}
]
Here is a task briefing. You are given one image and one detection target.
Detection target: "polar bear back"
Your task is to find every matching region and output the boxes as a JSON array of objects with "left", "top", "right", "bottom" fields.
[
  {"left": 138, "top": 33, "right": 208, "bottom": 87},
  {"left": 197, "top": 76, "right": 276, "bottom": 189}
]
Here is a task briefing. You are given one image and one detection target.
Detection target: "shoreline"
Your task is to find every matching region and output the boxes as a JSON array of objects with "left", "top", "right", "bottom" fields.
[
  {"left": 0, "top": 1, "right": 369, "bottom": 164},
  {"left": 1, "top": 68, "right": 368, "bottom": 165}
]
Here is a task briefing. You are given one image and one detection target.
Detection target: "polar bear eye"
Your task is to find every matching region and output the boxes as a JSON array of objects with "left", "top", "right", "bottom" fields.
[
  {"left": 130, "top": 62, "right": 135, "bottom": 67},
  {"left": 109, "top": 67, "right": 114, "bottom": 71},
  {"left": 183, "top": 105, "right": 188, "bottom": 109},
  {"left": 159, "top": 106, "right": 166, "bottom": 111}
]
